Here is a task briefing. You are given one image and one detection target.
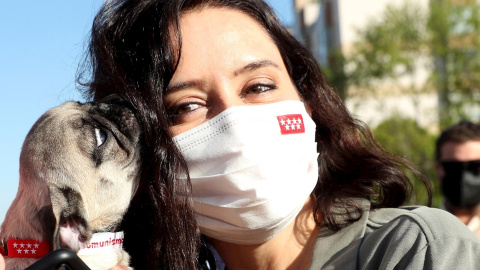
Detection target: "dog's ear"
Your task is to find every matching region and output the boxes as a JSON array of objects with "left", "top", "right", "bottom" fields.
[{"left": 49, "top": 186, "right": 92, "bottom": 252}]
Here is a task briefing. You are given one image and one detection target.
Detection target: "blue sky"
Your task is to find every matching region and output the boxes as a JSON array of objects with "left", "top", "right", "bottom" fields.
[{"left": 0, "top": 1, "right": 294, "bottom": 224}]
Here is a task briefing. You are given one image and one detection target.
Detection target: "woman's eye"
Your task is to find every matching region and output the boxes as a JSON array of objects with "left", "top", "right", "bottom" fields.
[
  {"left": 169, "top": 103, "right": 202, "bottom": 119},
  {"left": 94, "top": 128, "right": 107, "bottom": 147},
  {"left": 244, "top": 83, "right": 277, "bottom": 96}
]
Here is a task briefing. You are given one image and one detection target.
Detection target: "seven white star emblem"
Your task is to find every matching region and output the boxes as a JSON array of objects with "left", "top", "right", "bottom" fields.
[
  {"left": 277, "top": 114, "right": 305, "bottom": 135},
  {"left": 9, "top": 241, "right": 44, "bottom": 256}
]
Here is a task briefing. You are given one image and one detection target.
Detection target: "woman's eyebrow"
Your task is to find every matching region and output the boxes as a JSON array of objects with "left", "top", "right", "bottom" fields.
[
  {"left": 166, "top": 79, "right": 203, "bottom": 92},
  {"left": 233, "top": 60, "right": 280, "bottom": 77},
  {"left": 166, "top": 60, "right": 280, "bottom": 92}
]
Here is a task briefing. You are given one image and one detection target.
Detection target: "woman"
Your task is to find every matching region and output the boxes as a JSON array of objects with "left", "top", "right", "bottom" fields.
[{"left": 80, "top": 0, "right": 480, "bottom": 269}]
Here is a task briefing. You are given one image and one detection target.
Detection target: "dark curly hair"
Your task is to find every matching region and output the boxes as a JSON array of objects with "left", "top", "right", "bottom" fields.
[{"left": 78, "top": 0, "right": 431, "bottom": 268}]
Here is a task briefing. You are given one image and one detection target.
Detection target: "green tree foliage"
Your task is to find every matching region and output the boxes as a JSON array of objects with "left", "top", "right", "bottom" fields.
[
  {"left": 343, "top": 0, "right": 480, "bottom": 127},
  {"left": 346, "top": 1, "right": 429, "bottom": 99},
  {"left": 341, "top": 0, "right": 480, "bottom": 207},
  {"left": 372, "top": 116, "right": 442, "bottom": 207},
  {"left": 428, "top": 0, "right": 480, "bottom": 128},
  {"left": 322, "top": 49, "right": 347, "bottom": 100}
]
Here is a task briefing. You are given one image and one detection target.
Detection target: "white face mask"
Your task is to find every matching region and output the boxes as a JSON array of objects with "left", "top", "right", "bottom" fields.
[{"left": 173, "top": 100, "right": 319, "bottom": 244}]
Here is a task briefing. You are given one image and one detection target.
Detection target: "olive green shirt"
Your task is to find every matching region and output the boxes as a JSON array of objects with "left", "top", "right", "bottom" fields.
[{"left": 309, "top": 203, "right": 480, "bottom": 269}]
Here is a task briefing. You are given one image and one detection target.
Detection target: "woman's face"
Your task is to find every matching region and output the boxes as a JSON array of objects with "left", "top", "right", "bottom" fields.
[{"left": 165, "top": 7, "right": 302, "bottom": 136}]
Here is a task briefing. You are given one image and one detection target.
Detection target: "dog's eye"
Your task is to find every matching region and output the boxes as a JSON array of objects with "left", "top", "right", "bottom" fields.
[{"left": 95, "top": 128, "right": 107, "bottom": 147}]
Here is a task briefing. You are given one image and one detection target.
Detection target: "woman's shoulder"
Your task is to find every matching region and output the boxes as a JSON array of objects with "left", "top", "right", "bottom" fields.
[
  {"left": 360, "top": 206, "right": 480, "bottom": 269},
  {"left": 310, "top": 205, "right": 480, "bottom": 269},
  {"left": 368, "top": 205, "right": 478, "bottom": 241}
]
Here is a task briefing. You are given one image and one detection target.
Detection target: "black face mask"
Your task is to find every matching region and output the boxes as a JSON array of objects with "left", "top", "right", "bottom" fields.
[{"left": 441, "top": 160, "right": 480, "bottom": 209}]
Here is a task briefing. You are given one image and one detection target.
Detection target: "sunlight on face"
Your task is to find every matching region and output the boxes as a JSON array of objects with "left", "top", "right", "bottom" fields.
[
  {"left": 440, "top": 141, "right": 480, "bottom": 162},
  {"left": 165, "top": 8, "right": 302, "bottom": 136}
]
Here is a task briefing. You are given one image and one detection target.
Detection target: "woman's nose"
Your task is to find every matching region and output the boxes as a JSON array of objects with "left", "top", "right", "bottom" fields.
[{"left": 208, "top": 83, "right": 244, "bottom": 117}]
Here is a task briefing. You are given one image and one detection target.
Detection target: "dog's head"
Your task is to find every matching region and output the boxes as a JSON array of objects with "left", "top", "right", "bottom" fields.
[{"left": 19, "top": 97, "right": 141, "bottom": 252}]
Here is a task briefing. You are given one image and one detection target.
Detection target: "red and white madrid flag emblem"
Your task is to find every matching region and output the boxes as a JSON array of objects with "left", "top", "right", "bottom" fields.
[
  {"left": 4, "top": 239, "right": 50, "bottom": 258},
  {"left": 277, "top": 114, "right": 305, "bottom": 135}
]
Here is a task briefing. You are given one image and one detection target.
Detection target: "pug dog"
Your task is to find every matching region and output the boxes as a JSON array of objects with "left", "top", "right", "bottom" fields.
[{"left": 0, "top": 97, "right": 141, "bottom": 270}]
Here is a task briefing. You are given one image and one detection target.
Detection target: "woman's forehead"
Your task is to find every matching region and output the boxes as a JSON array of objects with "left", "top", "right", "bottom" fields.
[
  {"left": 174, "top": 7, "right": 282, "bottom": 70},
  {"left": 178, "top": 7, "right": 270, "bottom": 41}
]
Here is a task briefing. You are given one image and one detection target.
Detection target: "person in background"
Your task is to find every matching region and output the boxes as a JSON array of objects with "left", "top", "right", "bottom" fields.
[
  {"left": 81, "top": 0, "right": 480, "bottom": 269},
  {"left": 435, "top": 120, "right": 480, "bottom": 239}
]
